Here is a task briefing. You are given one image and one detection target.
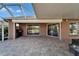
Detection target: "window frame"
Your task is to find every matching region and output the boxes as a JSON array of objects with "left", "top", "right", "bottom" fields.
[
  {"left": 69, "top": 22, "right": 79, "bottom": 36},
  {"left": 27, "top": 25, "right": 40, "bottom": 35}
]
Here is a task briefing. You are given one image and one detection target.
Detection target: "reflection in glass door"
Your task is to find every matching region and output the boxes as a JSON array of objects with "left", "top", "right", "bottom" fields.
[
  {"left": 27, "top": 25, "right": 40, "bottom": 35},
  {"left": 48, "top": 24, "right": 59, "bottom": 37}
]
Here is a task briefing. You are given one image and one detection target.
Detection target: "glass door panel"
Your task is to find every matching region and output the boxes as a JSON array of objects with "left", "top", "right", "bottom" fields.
[
  {"left": 27, "top": 25, "right": 40, "bottom": 35},
  {"left": 48, "top": 24, "right": 59, "bottom": 37}
]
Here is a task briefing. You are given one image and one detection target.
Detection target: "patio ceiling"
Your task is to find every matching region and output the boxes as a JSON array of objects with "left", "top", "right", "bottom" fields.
[
  {"left": 0, "top": 3, "right": 79, "bottom": 20},
  {"left": 33, "top": 3, "right": 79, "bottom": 19}
]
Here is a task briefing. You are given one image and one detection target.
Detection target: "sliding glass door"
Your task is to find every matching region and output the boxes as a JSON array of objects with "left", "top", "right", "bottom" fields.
[
  {"left": 27, "top": 25, "right": 40, "bottom": 35},
  {"left": 48, "top": 24, "right": 59, "bottom": 37}
]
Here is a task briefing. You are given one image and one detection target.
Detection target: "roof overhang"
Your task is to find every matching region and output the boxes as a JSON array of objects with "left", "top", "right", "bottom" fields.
[
  {"left": 33, "top": 3, "right": 79, "bottom": 19},
  {"left": 12, "top": 19, "right": 62, "bottom": 23}
]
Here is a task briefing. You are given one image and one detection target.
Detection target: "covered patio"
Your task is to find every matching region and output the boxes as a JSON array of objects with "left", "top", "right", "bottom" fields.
[
  {"left": 0, "top": 3, "right": 79, "bottom": 56},
  {"left": 0, "top": 36, "right": 73, "bottom": 56},
  {"left": 0, "top": 3, "right": 79, "bottom": 41}
]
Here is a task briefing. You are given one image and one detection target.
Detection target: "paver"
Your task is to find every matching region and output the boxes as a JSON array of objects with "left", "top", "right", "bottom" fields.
[{"left": 0, "top": 36, "right": 73, "bottom": 56}]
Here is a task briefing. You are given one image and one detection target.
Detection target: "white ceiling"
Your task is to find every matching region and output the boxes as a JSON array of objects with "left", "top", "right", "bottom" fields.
[{"left": 33, "top": 3, "right": 79, "bottom": 19}]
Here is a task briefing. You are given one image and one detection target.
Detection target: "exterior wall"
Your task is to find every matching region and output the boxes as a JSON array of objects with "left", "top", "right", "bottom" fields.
[
  {"left": 19, "top": 23, "right": 47, "bottom": 36},
  {"left": 8, "top": 19, "right": 67, "bottom": 40},
  {"left": 8, "top": 20, "right": 15, "bottom": 39},
  {"left": 8, "top": 19, "right": 79, "bottom": 40},
  {"left": 40, "top": 23, "right": 46, "bottom": 36},
  {"left": 61, "top": 19, "right": 69, "bottom": 40}
]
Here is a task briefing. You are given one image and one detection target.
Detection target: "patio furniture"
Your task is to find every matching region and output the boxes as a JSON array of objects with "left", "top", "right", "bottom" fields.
[{"left": 69, "top": 39, "right": 79, "bottom": 56}]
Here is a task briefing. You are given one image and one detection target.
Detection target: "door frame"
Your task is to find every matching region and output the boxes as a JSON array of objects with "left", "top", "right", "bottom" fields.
[
  {"left": 46, "top": 23, "right": 60, "bottom": 38},
  {"left": 26, "top": 24, "right": 41, "bottom": 36}
]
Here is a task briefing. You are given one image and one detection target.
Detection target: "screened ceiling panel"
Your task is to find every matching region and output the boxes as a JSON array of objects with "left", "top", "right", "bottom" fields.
[
  {"left": 0, "top": 3, "right": 36, "bottom": 20},
  {"left": 6, "top": 5, "right": 23, "bottom": 17},
  {"left": 0, "top": 8, "right": 11, "bottom": 18},
  {"left": 21, "top": 3, "right": 35, "bottom": 16}
]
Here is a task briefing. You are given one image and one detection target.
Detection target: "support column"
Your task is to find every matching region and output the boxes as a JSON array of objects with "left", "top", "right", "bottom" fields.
[
  {"left": 1, "top": 21, "right": 4, "bottom": 42},
  {"left": 40, "top": 23, "right": 46, "bottom": 36},
  {"left": 8, "top": 20, "right": 16, "bottom": 39},
  {"left": 12, "top": 22, "right": 16, "bottom": 39},
  {"left": 59, "top": 22, "right": 61, "bottom": 40},
  {"left": 61, "top": 19, "right": 69, "bottom": 40}
]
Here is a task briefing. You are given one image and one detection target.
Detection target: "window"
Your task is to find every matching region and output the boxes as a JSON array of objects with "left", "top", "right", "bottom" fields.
[
  {"left": 16, "top": 23, "right": 19, "bottom": 27},
  {"left": 69, "top": 23, "right": 79, "bottom": 35},
  {"left": 16, "top": 23, "right": 19, "bottom": 29},
  {"left": 27, "top": 25, "right": 40, "bottom": 35}
]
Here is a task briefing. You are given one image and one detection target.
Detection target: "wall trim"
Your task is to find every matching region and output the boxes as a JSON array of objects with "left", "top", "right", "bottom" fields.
[{"left": 12, "top": 19, "right": 62, "bottom": 23}]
